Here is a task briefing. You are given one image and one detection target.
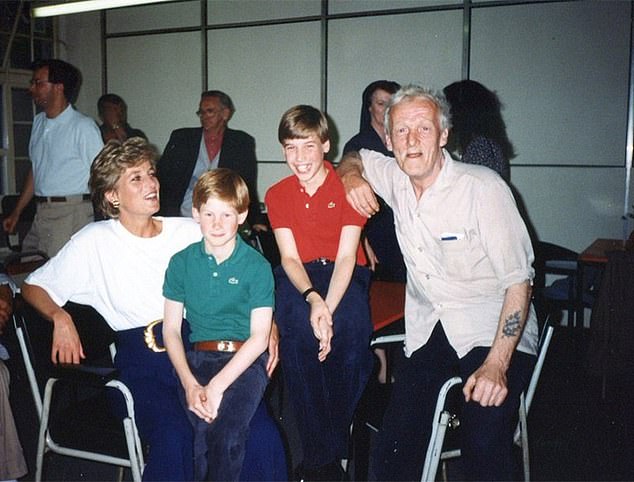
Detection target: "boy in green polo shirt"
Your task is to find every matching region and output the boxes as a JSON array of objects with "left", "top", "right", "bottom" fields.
[{"left": 162, "top": 168, "right": 274, "bottom": 481}]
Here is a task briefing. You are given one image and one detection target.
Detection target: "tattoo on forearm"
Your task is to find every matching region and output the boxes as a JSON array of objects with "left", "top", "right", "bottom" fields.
[{"left": 502, "top": 311, "right": 522, "bottom": 337}]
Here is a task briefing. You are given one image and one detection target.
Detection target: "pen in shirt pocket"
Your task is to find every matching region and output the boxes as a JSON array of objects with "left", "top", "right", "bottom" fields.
[{"left": 440, "top": 232, "right": 465, "bottom": 241}]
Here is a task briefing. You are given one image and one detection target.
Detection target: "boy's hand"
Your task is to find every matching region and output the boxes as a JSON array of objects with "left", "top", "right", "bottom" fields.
[
  {"left": 266, "top": 322, "right": 280, "bottom": 377},
  {"left": 308, "top": 297, "right": 333, "bottom": 361},
  {"left": 185, "top": 383, "right": 215, "bottom": 423},
  {"left": 203, "top": 380, "right": 225, "bottom": 422},
  {"left": 315, "top": 317, "right": 333, "bottom": 361}
]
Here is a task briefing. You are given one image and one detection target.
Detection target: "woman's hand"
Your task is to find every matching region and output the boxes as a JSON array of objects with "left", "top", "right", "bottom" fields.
[{"left": 51, "top": 309, "right": 85, "bottom": 364}]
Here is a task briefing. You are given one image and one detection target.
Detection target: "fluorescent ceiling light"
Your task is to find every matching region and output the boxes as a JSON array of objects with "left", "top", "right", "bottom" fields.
[{"left": 32, "top": 0, "right": 175, "bottom": 18}]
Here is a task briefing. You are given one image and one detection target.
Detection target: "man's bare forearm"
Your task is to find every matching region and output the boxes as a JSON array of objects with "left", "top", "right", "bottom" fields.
[
  {"left": 487, "top": 281, "right": 532, "bottom": 369},
  {"left": 337, "top": 150, "right": 364, "bottom": 178}
]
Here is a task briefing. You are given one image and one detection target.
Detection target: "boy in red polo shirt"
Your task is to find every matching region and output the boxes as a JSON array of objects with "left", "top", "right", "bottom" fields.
[{"left": 265, "top": 105, "right": 374, "bottom": 481}]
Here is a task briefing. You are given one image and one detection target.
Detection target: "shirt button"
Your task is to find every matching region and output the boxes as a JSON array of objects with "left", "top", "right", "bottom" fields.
[
  {"left": 426, "top": 274, "right": 430, "bottom": 280},
  {"left": 305, "top": 203, "right": 309, "bottom": 208},
  {"left": 418, "top": 247, "right": 423, "bottom": 252},
  {"left": 212, "top": 272, "right": 218, "bottom": 277}
]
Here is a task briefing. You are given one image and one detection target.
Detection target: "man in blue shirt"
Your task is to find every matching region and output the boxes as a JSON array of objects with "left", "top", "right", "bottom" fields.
[{"left": 2, "top": 59, "right": 103, "bottom": 256}]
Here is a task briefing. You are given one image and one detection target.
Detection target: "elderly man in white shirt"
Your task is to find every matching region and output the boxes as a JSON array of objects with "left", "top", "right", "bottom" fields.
[{"left": 338, "top": 84, "right": 538, "bottom": 481}]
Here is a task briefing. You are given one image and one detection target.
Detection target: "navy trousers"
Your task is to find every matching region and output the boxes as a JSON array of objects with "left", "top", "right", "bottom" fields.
[
  {"left": 183, "top": 351, "right": 268, "bottom": 481},
  {"left": 114, "top": 328, "right": 194, "bottom": 482},
  {"left": 274, "top": 262, "right": 374, "bottom": 469},
  {"left": 372, "top": 321, "right": 536, "bottom": 481}
]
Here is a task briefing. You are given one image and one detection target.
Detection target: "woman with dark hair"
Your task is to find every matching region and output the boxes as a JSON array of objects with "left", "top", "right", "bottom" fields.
[
  {"left": 343, "top": 80, "right": 406, "bottom": 285},
  {"left": 443, "top": 80, "right": 515, "bottom": 183}
]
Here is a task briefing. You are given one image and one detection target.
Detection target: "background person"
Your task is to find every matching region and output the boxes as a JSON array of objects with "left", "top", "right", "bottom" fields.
[
  {"left": 343, "top": 80, "right": 405, "bottom": 385},
  {"left": 442, "top": 79, "right": 514, "bottom": 183},
  {"left": 2, "top": 59, "right": 103, "bottom": 257},
  {"left": 343, "top": 80, "right": 405, "bottom": 283},
  {"left": 157, "top": 90, "right": 265, "bottom": 230},
  {"left": 98, "top": 93, "right": 147, "bottom": 143},
  {"left": 338, "top": 85, "right": 538, "bottom": 481}
]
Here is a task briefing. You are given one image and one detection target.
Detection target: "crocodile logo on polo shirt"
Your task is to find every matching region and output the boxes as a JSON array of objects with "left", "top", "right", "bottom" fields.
[
  {"left": 228, "top": 277, "right": 239, "bottom": 285},
  {"left": 328, "top": 201, "right": 336, "bottom": 208}
]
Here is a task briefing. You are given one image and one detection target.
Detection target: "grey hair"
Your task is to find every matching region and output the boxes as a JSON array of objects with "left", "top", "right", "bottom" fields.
[{"left": 384, "top": 84, "right": 452, "bottom": 134}]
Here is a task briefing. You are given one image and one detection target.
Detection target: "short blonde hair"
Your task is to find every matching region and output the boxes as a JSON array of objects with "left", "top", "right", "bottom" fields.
[
  {"left": 192, "top": 168, "right": 249, "bottom": 213},
  {"left": 278, "top": 105, "right": 329, "bottom": 144},
  {"left": 89, "top": 137, "right": 157, "bottom": 219}
]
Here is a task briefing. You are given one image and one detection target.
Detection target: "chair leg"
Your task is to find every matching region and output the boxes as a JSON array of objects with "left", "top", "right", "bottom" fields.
[
  {"left": 421, "top": 411, "right": 451, "bottom": 482},
  {"left": 123, "top": 417, "right": 143, "bottom": 482},
  {"left": 518, "top": 393, "right": 530, "bottom": 481},
  {"left": 36, "top": 380, "right": 56, "bottom": 481}
]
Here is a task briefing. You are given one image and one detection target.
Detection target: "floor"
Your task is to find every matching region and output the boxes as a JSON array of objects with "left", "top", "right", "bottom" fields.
[{"left": 6, "top": 322, "right": 634, "bottom": 481}]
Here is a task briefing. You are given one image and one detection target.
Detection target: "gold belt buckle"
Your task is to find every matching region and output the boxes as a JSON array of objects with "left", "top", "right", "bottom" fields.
[{"left": 144, "top": 319, "right": 166, "bottom": 352}]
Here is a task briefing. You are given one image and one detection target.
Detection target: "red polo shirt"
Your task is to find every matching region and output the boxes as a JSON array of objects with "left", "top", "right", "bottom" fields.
[{"left": 265, "top": 161, "right": 367, "bottom": 265}]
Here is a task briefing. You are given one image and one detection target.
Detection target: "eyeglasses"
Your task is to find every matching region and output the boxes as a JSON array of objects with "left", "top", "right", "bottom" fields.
[
  {"left": 29, "top": 79, "right": 51, "bottom": 87},
  {"left": 196, "top": 108, "right": 222, "bottom": 117}
]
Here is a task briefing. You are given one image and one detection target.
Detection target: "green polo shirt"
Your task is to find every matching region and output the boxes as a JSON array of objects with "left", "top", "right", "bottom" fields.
[{"left": 163, "top": 235, "right": 274, "bottom": 342}]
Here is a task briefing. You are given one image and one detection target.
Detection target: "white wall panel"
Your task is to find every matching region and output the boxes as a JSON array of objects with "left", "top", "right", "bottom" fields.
[
  {"left": 327, "top": 10, "right": 463, "bottom": 160},
  {"left": 329, "top": 0, "right": 453, "bottom": 15},
  {"left": 106, "top": 32, "right": 202, "bottom": 151},
  {"left": 207, "top": 0, "right": 320, "bottom": 24},
  {"left": 106, "top": 1, "right": 201, "bottom": 33},
  {"left": 207, "top": 21, "right": 322, "bottom": 185},
  {"left": 471, "top": 1, "right": 629, "bottom": 167}
]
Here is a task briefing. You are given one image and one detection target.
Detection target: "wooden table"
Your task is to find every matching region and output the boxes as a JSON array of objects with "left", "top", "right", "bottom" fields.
[
  {"left": 369, "top": 280, "right": 405, "bottom": 332},
  {"left": 576, "top": 238, "right": 633, "bottom": 326}
]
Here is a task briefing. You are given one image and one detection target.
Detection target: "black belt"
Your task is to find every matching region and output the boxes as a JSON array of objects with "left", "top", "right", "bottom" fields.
[
  {"left": 35, "top": 194, "right": 91, "bottom": 203},
  {"left": 309, "top": 257, "right": 333, "bottom": 265}
]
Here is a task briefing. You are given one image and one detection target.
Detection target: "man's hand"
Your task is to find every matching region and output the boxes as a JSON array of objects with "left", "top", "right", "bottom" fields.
[
  {"left": 2, "top": 212, "right": 20, "bottom": 234},
  {"left": 266, "top": 322, "right": 280, "bottom": 377},
  {"left": 338, "top": 152, "right": 379, "bottom": 218},
  {"left": 462, "top": 359, "right": 509, "bottom": 407},
  {"left": 51, "top": 309, "right": 85, "bottom": 364}
]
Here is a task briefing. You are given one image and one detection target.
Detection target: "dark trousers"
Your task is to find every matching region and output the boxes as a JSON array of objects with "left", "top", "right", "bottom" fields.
[
  {"left": 184, "top": 350, "right": 268, "bottom": 481},
  {"left": 114, "top": 327, "right": 194, "bottom": 482},
  {"left": 372, "top": 322, "right": 536, "bottom": 481},
  {"left": 274, "top": 263, "right": 374, "bottom": 469}
]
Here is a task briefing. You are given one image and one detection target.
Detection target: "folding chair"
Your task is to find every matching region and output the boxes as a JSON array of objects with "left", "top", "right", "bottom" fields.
[
  {"left": 421, "top": 318, "right": 555, "bottom": 482},
  {"left": 12, "top": 296, "right": 145, "bottom": 482}
]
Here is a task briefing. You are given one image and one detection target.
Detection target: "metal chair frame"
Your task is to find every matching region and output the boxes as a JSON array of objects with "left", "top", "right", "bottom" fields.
[
  {"left": 370, "top": 318, "right": 554, "bottom": 482},
  {"left": 13, "top": 305, "right": 145, "bottom": 482}
]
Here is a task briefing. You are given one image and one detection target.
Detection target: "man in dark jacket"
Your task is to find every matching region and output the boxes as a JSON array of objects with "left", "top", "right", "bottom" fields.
[{"left": 157, "top": 90, "right": 264, "bottom": 229}]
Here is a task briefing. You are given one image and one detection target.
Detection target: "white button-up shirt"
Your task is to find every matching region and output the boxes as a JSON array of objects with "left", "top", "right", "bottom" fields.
[{"left": 361, "top": 148, "right": 538, "bottom": 358}]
